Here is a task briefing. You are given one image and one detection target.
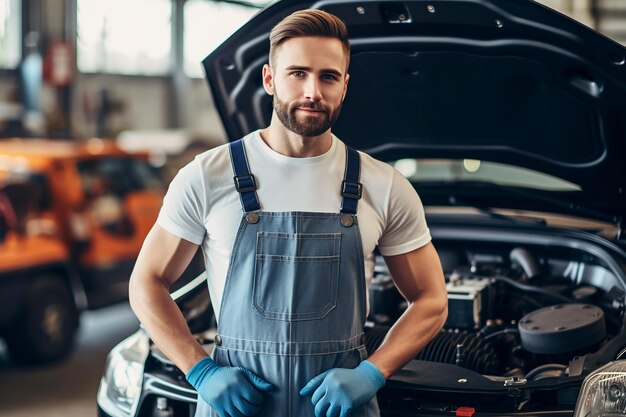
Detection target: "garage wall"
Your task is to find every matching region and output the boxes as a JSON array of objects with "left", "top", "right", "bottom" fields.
[
  {"left": 42, "top": 0, "right": 224, "bottom": 142},
  {"left": 67, "top": 75, "right": 227, "bottom": 145},
  {"left": 186, "top": 78, "right": 228, "bottom": 144},
  {"left": 70, "top": 75, "right": 169, "bottom": 137}
]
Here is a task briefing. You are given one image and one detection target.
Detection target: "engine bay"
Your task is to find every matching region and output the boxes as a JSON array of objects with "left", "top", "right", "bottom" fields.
[{"left": 367, "top": 239, "right": 626, "bottom": 383}]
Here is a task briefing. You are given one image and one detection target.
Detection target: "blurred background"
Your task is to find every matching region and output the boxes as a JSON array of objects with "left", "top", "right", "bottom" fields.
[{"left": 0, "top": 0, "right": 624, "bottom": 416}]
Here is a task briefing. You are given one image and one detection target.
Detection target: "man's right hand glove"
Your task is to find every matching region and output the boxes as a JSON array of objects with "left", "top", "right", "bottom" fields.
[{"left": 185, "top": 356, "right": 274, "bottom": 417}]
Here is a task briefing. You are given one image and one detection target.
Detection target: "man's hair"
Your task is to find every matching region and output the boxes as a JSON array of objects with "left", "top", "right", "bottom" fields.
[{"left": 269, "top": 9, "right": 350, "bottom": 70}]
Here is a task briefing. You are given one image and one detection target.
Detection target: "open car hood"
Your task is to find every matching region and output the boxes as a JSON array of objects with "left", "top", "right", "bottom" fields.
[{"left": 202, "top": 0, "right": 626, "bottom": 222}]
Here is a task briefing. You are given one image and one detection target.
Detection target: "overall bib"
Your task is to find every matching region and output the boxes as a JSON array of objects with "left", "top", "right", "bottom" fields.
[{"left": 196, "top": 139, "right": 380, "bottom": 417}]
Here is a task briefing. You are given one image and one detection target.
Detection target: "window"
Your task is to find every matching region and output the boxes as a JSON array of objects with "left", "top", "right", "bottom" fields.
[
  {"left": 0, "top": 0, "right": 21, "bottom": 69},
  {"left": 184, "top": 0, "right": 263, "bottom": 78},
  {"left": 77, "top": 0, "right": 172, "bottom": 75}
]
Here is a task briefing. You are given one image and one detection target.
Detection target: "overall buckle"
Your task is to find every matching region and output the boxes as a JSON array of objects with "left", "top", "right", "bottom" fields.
[
  {"left": 341, "top": 180, "right": 362, "bottom": 199},
  {"left": 234, "top": 174, "right": 257, "bottom": 193}
]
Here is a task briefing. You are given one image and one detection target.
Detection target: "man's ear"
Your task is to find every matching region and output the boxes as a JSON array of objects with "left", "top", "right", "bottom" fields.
[
  {"left": 262, "top": 64, "right": 274, "bottom": 95},
  {"left": 342, "top": 73, "right": 350, "bottom": 102}
]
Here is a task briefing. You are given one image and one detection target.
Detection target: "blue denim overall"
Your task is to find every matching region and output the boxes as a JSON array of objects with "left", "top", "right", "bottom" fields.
[{"left": 195, "top": 139, "right": 380, "bottom": 417}]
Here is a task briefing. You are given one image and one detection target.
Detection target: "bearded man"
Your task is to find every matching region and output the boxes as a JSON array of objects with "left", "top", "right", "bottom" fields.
[{"left": 129, "top": 9, "right": 447, "bottom": 417}]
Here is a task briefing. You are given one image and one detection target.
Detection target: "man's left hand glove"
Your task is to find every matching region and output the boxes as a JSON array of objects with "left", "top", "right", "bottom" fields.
[{"left": 299, "top": 360, "right": 385, "bottom": 417}]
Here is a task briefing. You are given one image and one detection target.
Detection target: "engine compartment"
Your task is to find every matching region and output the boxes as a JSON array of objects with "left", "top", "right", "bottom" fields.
[{"left": 367, "top": 237, "right": 626, "bottom": 383}]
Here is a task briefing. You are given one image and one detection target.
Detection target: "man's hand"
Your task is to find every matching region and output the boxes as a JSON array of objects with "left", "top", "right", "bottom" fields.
[
  {"left": 299, "top": 360, "right": 385, "bottom": 417},
  {"left": 186, "top": 356, "right": 274, "bottom": 417}
]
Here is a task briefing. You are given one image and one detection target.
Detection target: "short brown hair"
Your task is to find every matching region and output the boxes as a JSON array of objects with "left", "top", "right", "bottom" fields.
[{"left": 269, "top": 9, "right": 350, "bottom": 70}]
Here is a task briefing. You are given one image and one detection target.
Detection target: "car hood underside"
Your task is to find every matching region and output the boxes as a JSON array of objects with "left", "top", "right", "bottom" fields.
[{"left": 203, "top": 0, "right": 626, "bottom": 220}]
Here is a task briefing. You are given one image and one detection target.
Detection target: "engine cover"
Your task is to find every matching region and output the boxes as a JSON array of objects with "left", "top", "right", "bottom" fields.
[{"left": 518, "top": 303, "right": 606, "bottom": 355}]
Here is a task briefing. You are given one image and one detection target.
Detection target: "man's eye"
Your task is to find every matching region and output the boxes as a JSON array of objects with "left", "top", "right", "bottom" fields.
[
  {"left": 321, "top": 74, "right": 339, "bottom": 82},
  {"left": 291, "top": 71, "right": 306, "bottom": 78}
]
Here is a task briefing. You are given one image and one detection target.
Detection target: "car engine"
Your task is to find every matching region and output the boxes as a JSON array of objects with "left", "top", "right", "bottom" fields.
[{"left": 367, "top": 245, "right": 624, "bottom": 381}]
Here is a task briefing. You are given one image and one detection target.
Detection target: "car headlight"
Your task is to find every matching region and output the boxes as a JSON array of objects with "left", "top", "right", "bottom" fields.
[
  {"left": 97, "top": 330, "right": 150, "bottom": 417},
  {"left": 574, "top": 361, "right": 626, "bottom": 417}
]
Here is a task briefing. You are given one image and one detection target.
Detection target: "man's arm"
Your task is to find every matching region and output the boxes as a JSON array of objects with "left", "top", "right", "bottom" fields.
[
  {"left": 128, "top": 224, "right": 207, "bottom": 374},
  {"left": 367, "top": 242, "right": 448, "bottom": 379},
  {"left": 131, "top": 224, "right": 274, "bottom": 415}
]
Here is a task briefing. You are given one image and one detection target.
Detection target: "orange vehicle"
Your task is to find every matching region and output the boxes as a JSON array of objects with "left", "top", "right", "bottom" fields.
[{"left": 0, "top": 138, "right": 166, "bottom": 364}]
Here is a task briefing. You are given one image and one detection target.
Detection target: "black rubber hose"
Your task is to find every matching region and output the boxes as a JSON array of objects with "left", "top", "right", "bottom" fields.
[
  {"left": 525, "top": 364, "right": 567, "bottom": 381},
  {"left": 492, "top": 275, "right": 573, "bottom": 304}
]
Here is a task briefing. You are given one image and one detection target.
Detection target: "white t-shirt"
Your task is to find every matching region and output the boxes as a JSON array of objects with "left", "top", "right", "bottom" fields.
[{"left": 157, "top": 130, "right": 431, "bottom": 320}]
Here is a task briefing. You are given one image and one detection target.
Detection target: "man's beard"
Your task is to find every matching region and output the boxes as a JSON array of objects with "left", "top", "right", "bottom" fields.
[{"left": 273, "top": 95, "right": 342, "bottom": 137}]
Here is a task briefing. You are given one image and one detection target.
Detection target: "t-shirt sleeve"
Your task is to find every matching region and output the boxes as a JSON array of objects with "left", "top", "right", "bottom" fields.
[
  {"left": 156, "top": 158, "right": 206, "bottom": 245},
  {"left": 377, "top": 168, "right": 431, "bottom": 256}
]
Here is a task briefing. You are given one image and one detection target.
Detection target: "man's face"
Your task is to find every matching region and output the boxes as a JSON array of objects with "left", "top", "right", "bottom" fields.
[{"left": 263, "top": 36, "right": 349, "bottom": 137}]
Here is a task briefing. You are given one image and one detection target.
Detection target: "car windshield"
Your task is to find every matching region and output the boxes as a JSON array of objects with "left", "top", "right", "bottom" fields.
[{"left": 392, "top": 159, "right": 581, "bottom": 192}]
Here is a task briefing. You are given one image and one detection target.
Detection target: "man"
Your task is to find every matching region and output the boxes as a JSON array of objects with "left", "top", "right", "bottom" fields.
[{"left": 129, "top": 9, "right": 447, "bottom": 417}]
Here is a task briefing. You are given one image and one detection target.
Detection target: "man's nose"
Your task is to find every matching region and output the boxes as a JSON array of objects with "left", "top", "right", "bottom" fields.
[{"left": 304, "top": 78, "right": 322, "bottom": 101}]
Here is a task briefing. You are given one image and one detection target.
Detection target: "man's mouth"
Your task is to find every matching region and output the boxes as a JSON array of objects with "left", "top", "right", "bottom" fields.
[{"left": 297, "top": 107, "right": 325, "bottom": 114}]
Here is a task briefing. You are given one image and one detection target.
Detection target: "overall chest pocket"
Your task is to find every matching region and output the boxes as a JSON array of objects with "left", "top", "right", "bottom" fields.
[{"left": 253, "top": 232, "right": 341, "bottom": 321}]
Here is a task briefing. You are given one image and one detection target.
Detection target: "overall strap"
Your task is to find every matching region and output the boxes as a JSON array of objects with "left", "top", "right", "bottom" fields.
[
  {"left": 340, "top": 146, "right": 362, "bottom": 215},
  {"left": 229, "top": 139, "right": 261, "bottom": 212}
]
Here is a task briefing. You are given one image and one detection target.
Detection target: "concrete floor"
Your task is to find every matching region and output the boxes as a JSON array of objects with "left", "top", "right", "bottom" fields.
[{"left": 0, "top": 302, "right": 139, "bottom": 417}]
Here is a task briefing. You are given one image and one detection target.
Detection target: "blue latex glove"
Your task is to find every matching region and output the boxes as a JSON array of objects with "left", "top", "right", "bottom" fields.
[
  {"left": 186, "top": 356, "right": 274, "bottom": 417},
  {"left": 299, "top": 360, "right": 385, "bottom": 417}
]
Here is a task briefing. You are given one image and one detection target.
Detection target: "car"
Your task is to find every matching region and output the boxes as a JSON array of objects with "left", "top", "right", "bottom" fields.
[
  {"left": 0, "top": 138, "right": 167, "bottom": 364},
  {"left": 97, "top": 0, "right": 626, "bottom": 416}
]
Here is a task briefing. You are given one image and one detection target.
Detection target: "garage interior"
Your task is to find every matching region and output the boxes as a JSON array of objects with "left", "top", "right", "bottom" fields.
[{"left": 1, "top": 1, "right": 625, "bottom": 416}]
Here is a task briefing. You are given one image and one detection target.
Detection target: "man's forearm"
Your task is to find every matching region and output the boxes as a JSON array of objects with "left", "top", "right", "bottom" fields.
[
  {"left": 129, "top": 277, "right": 208, "bottom": 374},
  {"left": 366, "top": 294, "right": 447, "bottom": 379}
]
